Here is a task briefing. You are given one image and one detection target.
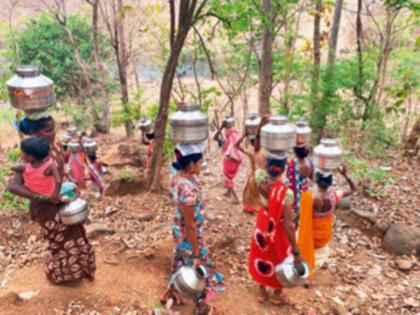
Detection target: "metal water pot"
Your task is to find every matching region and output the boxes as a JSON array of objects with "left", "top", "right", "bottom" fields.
[
  {"left": 68, "top": 140, "right": 81, "bottom": 153},
  {"left": 275, "top": 256, "right": 310, "bottom": 288},
  {"left": 170, "top": 104, "right": 208, "bottom": 144},
  {"left": 223, "top": 116, "right": 235, "bottom": 128},
  {"left": 67, "top": 126, "right": 77, "bottom": 136},
  {"left": 261, "top": 116, "right": 296, "bottom": 151},
  {"left": 83, "top": 139, "right": 98, "bottom": 153},
  {"left": 245, "top": 114, "right": 261, "bottom": 137},
  {"left": 7, "top": 66, "right": 55, "bottom": 113},
  {"left": 138, "top": 117, "right": 152, "bottom": 132},
  {"left": 60, "top": 133, "right": 71, "bottom": 146},
  {"left": 296, "top": 120, "right": 311, "bottom": 145},
  {"left": 171, "top": 265, "right": 208, "bottom": 296},
  {"left": 59, "top": 198, "right": 89, "bottom": 225},
  {"left": 313, "top": 138, "right": 343, "bottom": 172}
]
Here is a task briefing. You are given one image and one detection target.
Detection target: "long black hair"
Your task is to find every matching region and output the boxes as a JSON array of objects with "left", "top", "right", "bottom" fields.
[
  {"left": 315, "top": 171, "right": 333, "bottom": 189},
  {"left": 19, "top": 116, "right": 53, "bottom": 135},
  {"left": 172, "top": 149, "right": 203, "bottom": 171}
]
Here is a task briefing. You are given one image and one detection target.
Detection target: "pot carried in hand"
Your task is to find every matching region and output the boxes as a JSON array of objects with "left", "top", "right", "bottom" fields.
[
  {"left": 59, "top": 198, "right": 89, "bottom": 225},
  {"left": 7, "top": 66, "right": 55, "bottom": 114},
  {"left": 245, "top": 113, "right": 261, "bottom": 138},
  {"left": 275, "top": 256, "right": 310, "bottom": 288},
  {"left": 170, "top": 104, "right": 208, "bottom": 144},
  {"left": 295, "top": 120, "right": 311, "bottom": 145},
  {"left": 171, "top": 265, "right": 208, "bottom": 296},
  {"left": 261, "top": 116, "right": 296, "bottom": 152},
  {"left": 313, "top": 138, "right": 343, "bottom": 172}
]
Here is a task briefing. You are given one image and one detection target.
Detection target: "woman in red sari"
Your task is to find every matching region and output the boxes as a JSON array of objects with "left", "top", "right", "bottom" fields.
[
  {"left": 248, "top": 152, "right": 301, "bottom": 305},
  {"left": 9, "top": 116, "right": 95, "bottom": 285}
]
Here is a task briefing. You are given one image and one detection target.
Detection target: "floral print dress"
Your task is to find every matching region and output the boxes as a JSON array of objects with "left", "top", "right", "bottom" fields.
[{"left": 169, "top": 173, "right": 224, "bottom": 305}]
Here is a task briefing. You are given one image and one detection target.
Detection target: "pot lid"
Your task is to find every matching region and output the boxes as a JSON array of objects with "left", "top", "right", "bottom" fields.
[
  {"left": 15, "top": 65, "right": 41, "bottom": 77},
  {"left": 320, "top": 138, "right": 337, "bottom": 146},
  {"left": 269, "top": 115, "right": 288, "bottom": 125}
]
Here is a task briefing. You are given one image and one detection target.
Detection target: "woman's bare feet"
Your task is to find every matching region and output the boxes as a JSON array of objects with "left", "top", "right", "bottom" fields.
[
  {"left": 270, "top": 289, "right": 294, "bottom": 306},
  {"left": 258, "top": 286, "right": 268, "bottom": 304}
]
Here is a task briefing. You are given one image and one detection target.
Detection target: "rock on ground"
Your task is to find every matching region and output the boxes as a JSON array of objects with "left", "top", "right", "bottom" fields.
[{"left": 382, "top": 223, "right": 420, "bottom": 256}]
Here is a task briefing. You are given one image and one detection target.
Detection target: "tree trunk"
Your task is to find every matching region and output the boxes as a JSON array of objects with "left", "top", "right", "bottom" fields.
[
  {"left": 63, "top": 26, "right": 93, "bottom": 98},
  {"left": 147, "top": 0, "right": 200, "bottom": 191},
  {"left": 258, "top": 0, "right": 274, "bottom": 115},
  {"left": 316, "top": 0, "right": 343, "bottom": 140},
  {"left": 310, "top": 0, "right": 322, "bottom": 140},
  {"left": 91, "top": 0, "right": 110, "bottom": 133},
  {"left": 403, "top": 119, "right": 420, "bottom": 158},
  {"left": 282, "top": 0, "right": 304, "bottom": 113},
  {"left": 116, "top": 0, "right": 133, "bottom": 137},
  {"left": 376, "top": 8, "right": 398, "bottom": 106}
]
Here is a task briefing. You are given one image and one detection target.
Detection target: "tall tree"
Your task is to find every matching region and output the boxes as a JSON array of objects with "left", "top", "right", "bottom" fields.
[
  {"left": 258, "top": 0, "right": 275, "bottom": 115},
  {"left": 147, "top": 0, "right": 207, "bottom": 190},
  {"left": 86, "top": 0, "right": 111, "bottom": 133},
  {"left": 101, "top": 0, "right": 133, "bottom": 137},
  {"left": 314, "top": 0, "right": 343, "bottom": 140},
  {"left": 310, "top": 0, "right": 322, "bottom": 139}
]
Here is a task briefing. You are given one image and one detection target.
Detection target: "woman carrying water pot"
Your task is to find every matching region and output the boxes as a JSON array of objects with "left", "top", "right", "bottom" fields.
[{"left": 160, "top": 143, "right": 224, "bottom": 315}]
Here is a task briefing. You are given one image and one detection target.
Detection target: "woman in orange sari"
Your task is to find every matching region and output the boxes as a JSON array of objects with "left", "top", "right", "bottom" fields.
[
  {"left": 248, "top": 152, "right": 301, "bottom": 305},
  {"left": 298, "top": 165, "right": 356, "bottom": 272}
]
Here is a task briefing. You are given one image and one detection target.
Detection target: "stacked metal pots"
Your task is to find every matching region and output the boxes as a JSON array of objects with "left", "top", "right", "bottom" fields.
[
  {"left": 7, "top": 66, "right": 56, "bottom": 116},
  {"left": 170, "top": 104, "right": 208, "bottom": 144}
]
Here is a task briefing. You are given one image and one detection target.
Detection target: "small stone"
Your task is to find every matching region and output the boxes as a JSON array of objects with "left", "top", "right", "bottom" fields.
[
  {"left": 137, "top": 213, "right": 154, "bottom": 222},
  {"left": 404, "top": 297, "right": 419, "bottom": 308},
  {"left": 396, "top": 259, "right": 415, "bottom": 271},
  {"left": 86, "top": 223, "right": 115, "bottom": 236},
  {"left": 331, "top": 304, "right": 346, "bottom": 315},
  {"left": 18, "top": 291, "right": 40, "bottom": 300}
]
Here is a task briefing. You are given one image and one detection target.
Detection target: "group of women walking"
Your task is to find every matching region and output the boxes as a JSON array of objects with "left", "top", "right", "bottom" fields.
[
  {"left": 163, "top": 115, "right": 356, "bottom": 314},
  {"left": 8, "top": 113, "right": 356, "bottom": 315}
]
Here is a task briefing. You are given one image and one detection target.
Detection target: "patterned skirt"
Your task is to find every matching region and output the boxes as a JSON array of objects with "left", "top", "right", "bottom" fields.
[{"left": 30, "top": 200, "right": 96, "bottom": 284}]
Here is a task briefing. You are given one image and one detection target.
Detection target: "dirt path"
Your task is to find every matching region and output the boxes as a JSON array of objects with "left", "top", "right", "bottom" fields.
[{"left": 1, "top": 134, "right": 419, "bottom": 314}]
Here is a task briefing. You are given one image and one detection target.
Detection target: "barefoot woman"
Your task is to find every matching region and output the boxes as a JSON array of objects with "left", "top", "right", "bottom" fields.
[
  {"left": 248, "top": 152, "right": 301, "bottom": 305},
  {"left": 9, "top": 116, "right": 95, "bottom": 285},
  {"left": 161, "top": 144, "right": 224, "bottom": 314}
]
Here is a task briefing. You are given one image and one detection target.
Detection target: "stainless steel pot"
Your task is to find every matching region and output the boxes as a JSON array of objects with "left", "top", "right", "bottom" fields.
[
  {"left": 67, "top": 126, "right": 77, "bottom": 136},
  {"left": 275, "top": 256, "right": 310, "bottom": 288},
  {"left": 171, "top": 265, "right": 208, "bottom": 296},
  {"left": 68, "top": 140, "right": 81, "bottom": 153},
  {"left": 83, "top": 139, "right": 97, "bottom": 153},
  {"left": 138, "top": 117, "right": 152, "bottom": 132},
  {"left": 59, "top": 198, "right": 89, "bottom": 225},
  {"left": 7, "top": 66, "right": 55, "bottom": 113},
  {"left": 170, "top": 104, "right": 208, "bottom": 144},
  {"left": 60, "top": 133, "right": 71, "bottom": 146},
  {"left": 223, "top": 116, "right": 234, "bottom": 128},
  {"left": 245, "top": 113, "right": 261, "bottom": 137},
  {"left": 313, "top": 138, "right": 343, "bottom": 172},
  {"left": 295, "top": 120, "right": 311, "bottom": 145},
  {"left": 261, "top": 116, "right": 296, "bottom": 151}
]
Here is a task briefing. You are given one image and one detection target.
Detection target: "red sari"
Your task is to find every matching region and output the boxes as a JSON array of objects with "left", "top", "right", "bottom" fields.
[{"left": 248, "top": 181, "right": 291, "bottom": 288}]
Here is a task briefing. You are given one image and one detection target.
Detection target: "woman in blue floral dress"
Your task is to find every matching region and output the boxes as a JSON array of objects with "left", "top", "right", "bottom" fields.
[{"left": 161, "top": 145, "right": 224, "bottom": 315}]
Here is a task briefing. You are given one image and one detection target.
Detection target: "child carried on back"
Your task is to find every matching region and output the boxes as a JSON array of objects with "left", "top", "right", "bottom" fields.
[{"left": 12, "top": 136, "right": 61, "bottom": 203}]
